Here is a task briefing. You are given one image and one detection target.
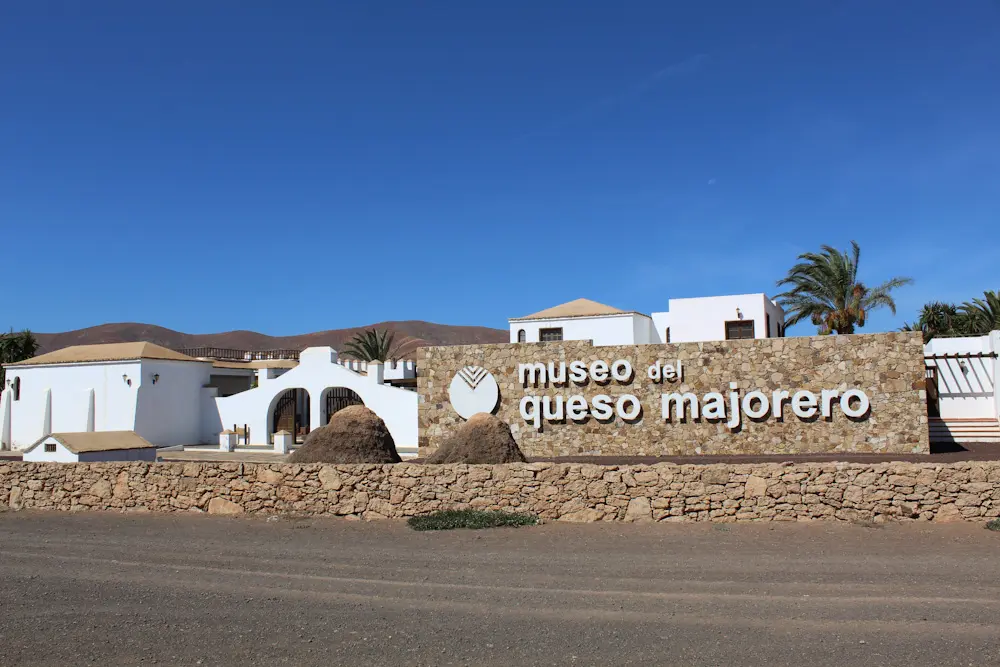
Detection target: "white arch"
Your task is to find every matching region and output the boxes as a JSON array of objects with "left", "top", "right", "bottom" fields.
[
  {"left": 319, "top": 386, "right": 365, "bottom": 425},
  {"left": 214, "top": 347, "right": 417, "bottom": 448}
]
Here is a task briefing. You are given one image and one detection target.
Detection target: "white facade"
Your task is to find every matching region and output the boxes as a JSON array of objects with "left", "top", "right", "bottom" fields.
[
  {"left": 924, "top": 332, "right": 1000, "bottom": 421},
  {"left": 22, "top": 434, "right": 158, "bottom": 463},
  {"left": 652, "top": 293, "right": 785, "bottom": 344},
  {"left": 511, "top": 313, "right": 657, "bottom": 346},
  {"left": 214, "top": 347, "right": 418, "bottom": 449},
  {"left": 510, "top": 293, "right": 785, "bottom": 347},
  {"left": 2, "top": 345, "right": 419, "bottom": 454},
  {"left": 22, "top": 437, "right": 79, "bottom": 463},
  {"left": 1, "top": 358, "right": 215, "bottom": 450}
]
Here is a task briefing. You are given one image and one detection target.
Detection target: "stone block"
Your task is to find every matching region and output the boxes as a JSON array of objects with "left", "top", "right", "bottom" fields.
[
  {"left": 207, "top": 497, "right": 243, "bottom": 515},
  {"left": 624, "top": 497, "right": 653, "bottom": 523}
]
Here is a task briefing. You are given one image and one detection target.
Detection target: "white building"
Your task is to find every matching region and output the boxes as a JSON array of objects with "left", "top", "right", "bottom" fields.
[
  {"left": 213, "top": 346, "right": 418, "bottom": 453},
  {"left": 22, "top": 431, "right": 158, "bottom": 463},
  {"left": 924, "top": 332, "right": 1000, "bottom": 442},
  {"left": 509, "top": 294, "right": 785, "bottom": 346},
  {"left": 1, "top": 342, "right": 419, "bottom": 456},
  {"left": 1, "top": 342, "right": 219, "bottom": 450}
]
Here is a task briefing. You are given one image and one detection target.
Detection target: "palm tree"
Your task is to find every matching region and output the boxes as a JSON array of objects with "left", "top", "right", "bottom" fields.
[
  {"left": 0, "top": 329, "right": 40, "bottom": 385},
  {"left": 340, "top": 328, "right": 416, "bottom": 362},
  {"left": 959, "top": 290, "right": 1000, "bottom": 335},
  {"left": 775, "top": 241, "right": 913, "bottom": 335},
  {"left": 903, "top": 291, "right": 1000, "bottom": 341}
]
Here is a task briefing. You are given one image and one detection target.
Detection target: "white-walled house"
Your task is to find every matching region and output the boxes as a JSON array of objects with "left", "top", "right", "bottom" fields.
[
  {"left": 22, "top": 431, "right": 158, "bottom": 463},
  {"left": 509, "top": 294, "right": 785, "bottom": 346},
  {"left": 1, "top": 343, "right": 217, "bottom": 450},
  {"left": 1, "top": 342, "right": 420, "bottom": 457}
]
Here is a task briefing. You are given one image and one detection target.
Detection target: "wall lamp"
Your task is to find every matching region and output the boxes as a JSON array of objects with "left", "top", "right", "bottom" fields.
[
  {"left": 122, "top": 374, "right": 131, "bottom": 386},
  {"left": 151, "top": 373, "right": 160, "bottom": 385},
  {"left": 959, "top": 361, "right": 969, "bottom": 374},
  {"left": 736, "top": 307, "right": 744, "bottom": 320}
]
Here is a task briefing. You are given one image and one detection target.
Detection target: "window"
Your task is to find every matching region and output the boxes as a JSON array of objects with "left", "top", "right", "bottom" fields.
[
  {"left": 12, "top": 376, "right": 20, "bottom": 401},
  {"left": 44, "top": 443, "right": 56, "bottom": 453},
  {"left": 665, "top": 328, "right": 671, "bottom": 343},
  {"left": 517, "top": 329, "right": 526, "bottom": 343},
  {"left": 725, "top": 320, "right": 755, "bottom": 340},
  {"left": 766, "top": 314, "right": 772, "bottom": 338},
  {"left": 539, "top": 327, "right": 563, "bottom": 342}
]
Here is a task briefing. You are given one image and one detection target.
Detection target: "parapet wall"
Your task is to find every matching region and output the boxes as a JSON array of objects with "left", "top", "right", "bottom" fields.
[
  {"left": 418, "top": 332, "right": 929, "bottom": 458},
  {"left": 2, "top": 460, "right": 997, "bottom": 523}
]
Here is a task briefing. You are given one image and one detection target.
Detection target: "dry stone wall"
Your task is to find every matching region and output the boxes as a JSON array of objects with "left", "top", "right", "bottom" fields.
[
  {"left": 418, "top": 332, "right": 928, "bottom": 457},
  {"left": 2, "top": 460, "right": 997, "bottom": 523}
]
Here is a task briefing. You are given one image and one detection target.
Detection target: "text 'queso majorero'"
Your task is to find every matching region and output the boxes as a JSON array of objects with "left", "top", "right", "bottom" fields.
[{"left": 517, "top": 358, "right": 871, "bottom": 431}]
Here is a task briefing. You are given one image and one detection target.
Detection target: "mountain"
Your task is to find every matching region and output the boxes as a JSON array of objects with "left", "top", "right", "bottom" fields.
[{"left": 32, "top": 321, "right": 508, "bottom": 357}]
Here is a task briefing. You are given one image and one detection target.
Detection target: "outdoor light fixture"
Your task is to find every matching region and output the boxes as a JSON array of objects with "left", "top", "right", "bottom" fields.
[
  {"left": 736, "top": 307, "right": 744, "bottom": 320},
  {"left": 959, "top": 361, "right": 969, "bottom": 374},
  {"left": 122, "top": 374, "right": 131, "bottom": 386},
  {"left": 151, "top": 373, "right": 160, "bottom": 384}
]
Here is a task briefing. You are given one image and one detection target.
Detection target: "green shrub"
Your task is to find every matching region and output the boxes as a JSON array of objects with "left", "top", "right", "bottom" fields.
[
  {"left": 986, "top": 518, "right": 1000, "bottom": 532},
  {"left": 407, "top": 509, "right": 538, "bottom": 531}
]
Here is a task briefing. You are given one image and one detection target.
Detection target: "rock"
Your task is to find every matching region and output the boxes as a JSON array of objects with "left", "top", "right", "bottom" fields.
[
  {"left": 633, "top": 471, "right": 659, "bottom": 486},
  {"left": 288, "top": 406, "right": 401, "bottom": 464},
  {"left": 560, "top": 508, "right": 605, "bottom": 523},
  {"left": 624, "top": 497, "right": 653, "bottom": 523},
  {"left": 89, "top": 479, "right": 112, "bottom": 499},
  {"left": 744, "top": 475, "right": 768, "bottom": 498},
  {"left": 318, "top": 467, "right": 342, "bottom": 490},
  {"left": 701, "top": 468, "right": 731, "bottom": 485},
  {"left": 425, "top": 413, "right": 526, "bottom": 464},
  {"left": 207, "top": 497, "right": 244, "bottom": 515},
  {"left": 843, "top": 485, "right": 863, "bottom": 504},
  {"left": 8, "top": 487, "right": 22, "bottom": 510},
  {"left": 257, "top": 468, "right": 284, "bottom": 485},
  {"left": 113, "top": 472, "right": 131, "bottom": 499},
  {"left": 934, "top": 504, "right": 963, "bottom": 523}
]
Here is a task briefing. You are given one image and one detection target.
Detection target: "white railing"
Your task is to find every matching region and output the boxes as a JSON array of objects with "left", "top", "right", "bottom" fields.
[{"left": 333, "top": 358, "right": 418, "bottom": 379}]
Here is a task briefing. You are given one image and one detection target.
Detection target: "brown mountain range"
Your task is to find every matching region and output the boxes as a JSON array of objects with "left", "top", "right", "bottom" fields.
[{"left": 33, "top": 321, "right": 508, "bottom": 357}]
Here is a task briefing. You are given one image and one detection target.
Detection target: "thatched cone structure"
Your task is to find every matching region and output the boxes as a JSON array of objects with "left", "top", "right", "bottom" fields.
[
  {"left": 288, "top": 405, "right": 401, "bottom": 464},
  {"left": 426, "top": 413, "right": 527, "bottom": 464}
]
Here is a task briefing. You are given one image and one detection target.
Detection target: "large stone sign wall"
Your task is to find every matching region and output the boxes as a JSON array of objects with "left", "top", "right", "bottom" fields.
[
  {"left": 1, "top": 460, "right": 996, "bottom": 523},
  {"left": 418, "top": 332, "right": 929, "bottom": 457}
]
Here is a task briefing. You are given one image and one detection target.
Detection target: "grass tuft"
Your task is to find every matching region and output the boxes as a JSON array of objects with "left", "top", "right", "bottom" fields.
[
  {"left": 986, "top": 518, "right": 1000, "bottom": 532},
  {"left": 407, "top": 509, "right": 538, "bottom": 531}
]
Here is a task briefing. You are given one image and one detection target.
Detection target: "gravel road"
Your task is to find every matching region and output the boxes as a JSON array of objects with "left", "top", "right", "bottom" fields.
[{"left": 1, "top": 512, "right": 998, "bottom": 666}]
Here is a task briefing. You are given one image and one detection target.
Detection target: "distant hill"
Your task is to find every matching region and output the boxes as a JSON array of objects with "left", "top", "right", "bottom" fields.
[{"left": 32, "top": 321, "right": 508, "bottom": 357}]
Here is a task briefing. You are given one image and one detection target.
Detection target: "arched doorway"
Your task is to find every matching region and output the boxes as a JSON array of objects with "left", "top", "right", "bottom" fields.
[
  {"left": 321, "top": 387, "right": 364, "bottom": 425},
  {"left": 270, "top": 388, "right": 311, "bottom": 443}
]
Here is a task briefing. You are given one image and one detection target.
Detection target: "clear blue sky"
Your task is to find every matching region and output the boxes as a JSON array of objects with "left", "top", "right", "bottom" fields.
[{"left": 2, "top": 1, "right": 998, "bottom": 335}]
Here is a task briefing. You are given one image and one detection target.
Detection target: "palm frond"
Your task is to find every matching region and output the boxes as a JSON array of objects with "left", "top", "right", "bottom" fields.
[
  {"left": 340, "top": 328, "right": 419, "bottom": 363},
  {"left": 775, "top": 241, "right": 911, "bottom": 335}
]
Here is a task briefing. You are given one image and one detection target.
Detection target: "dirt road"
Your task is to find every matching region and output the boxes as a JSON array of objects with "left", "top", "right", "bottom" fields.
[{"left": 1, "top": 512, "right": 998, "bottom": 665}]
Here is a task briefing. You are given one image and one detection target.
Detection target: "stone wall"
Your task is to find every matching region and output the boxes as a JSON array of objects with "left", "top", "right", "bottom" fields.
[
  {"left": 418, "top": 332, "right": 928, "bottom": 457},
  {"left": 1, "top": 460, "right": 997, "bottom": 523}
]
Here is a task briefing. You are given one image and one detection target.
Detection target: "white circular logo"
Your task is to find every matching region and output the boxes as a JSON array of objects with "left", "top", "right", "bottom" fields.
[{"left": 448, "top": 365, "right": 500, "bottom": 420}]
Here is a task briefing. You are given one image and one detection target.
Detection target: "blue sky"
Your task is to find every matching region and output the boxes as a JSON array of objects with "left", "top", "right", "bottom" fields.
[{"left": 2, "top": 1, "right": 998, "bottom": 336}]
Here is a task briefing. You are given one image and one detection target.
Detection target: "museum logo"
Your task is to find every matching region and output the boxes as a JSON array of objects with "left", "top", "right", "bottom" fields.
[{"left": 449, "top": 365, "right": 500, "bottom": 420}]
